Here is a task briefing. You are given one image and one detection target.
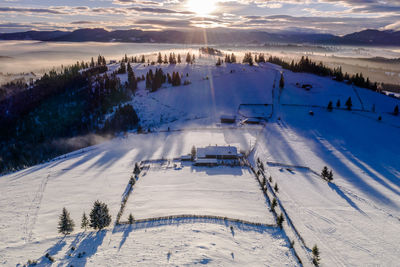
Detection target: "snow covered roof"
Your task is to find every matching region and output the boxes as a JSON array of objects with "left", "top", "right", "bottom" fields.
[
  {"left": 197, "top": 146, "right": 238, "bottom": 158},
  {"left": 195, "top": 158, "right": 218, "bottom": 164}
]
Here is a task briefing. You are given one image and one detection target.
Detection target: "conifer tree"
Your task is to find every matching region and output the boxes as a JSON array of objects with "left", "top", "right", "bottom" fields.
[
  {"left": 327, "top": 101, "right": 333, "bottom": 112},
  {"left": 141, "top": 55, "right": 145, "bottom": 63},
  {"left": 90, "top": 200, "right": 112, "bottom": 230},
  {"left": 81, "top": 212, "right": 89, "bottom": 230},
  {"left": 128, "top": 213, "right": 134, "bottom": 224},
  {"left": 157, "top": 52, "right": 162, "bottom": 64},
  {"left": 231, "top": 53, "right": 236, "bottom": 63},
  {"left": 274, "top": 183, "right": 279, "bottom": 192},
  {"left": 191, "top": 145, "right": 196, "bottom": 160},
  {"left": 164, "top": 54, "right": 168, "bottom": 64},
  {"left": 277, "top": 213, "right": 284, "bottom": 229},
  {"left": 327, "top": 170, "right": 333, "bottom": 182},
  {"left": 321, "top": 166, "right": 329, "bottom": 179},
  {"left": 216, "top": 57, "right": 222, "bottom": 66},
  {"left": 134, "top": 162, "right": 140, "bottom": 175},
  {"left": 336, "top": 99, "right": 341, "bottom": 108},
  {"left": 58, "top": 207, "right": 75, "bottom": 235},
  {"left": 279, "top": 73, "right": 285, "bottom": 89},
  {"left": 271, "top": 198, "right": 277, "bottom": 210},
  {"left": 312, "top": 245, "right": 320, "bottom": 265},
  {"left": 345, "top": 97, "right": 352, "bottom": 110},
  {"left": 90, "top": 57, "right": 95, "bottom": 68},
  {"left": 186, "top": 53, "right": 191, "bottom": 64},
  {"left": 394, "top": 105, "right": 399, "bottom": 116},
  {"left": 119, "top": 62, "right": 126, "bottom": 74},
  {"left": 177, "top": 54, "right": 181, "bottom": 63}
]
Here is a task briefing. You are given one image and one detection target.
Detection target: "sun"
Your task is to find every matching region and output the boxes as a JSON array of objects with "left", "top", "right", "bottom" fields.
[{"left": 186, "top": 0, "right": 217, "bottom": 16}]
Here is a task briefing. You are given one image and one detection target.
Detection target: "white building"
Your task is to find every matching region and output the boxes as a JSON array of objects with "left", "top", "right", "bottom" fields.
[{"left": 197, "top": 145, "right": 238, "bottom": 160}]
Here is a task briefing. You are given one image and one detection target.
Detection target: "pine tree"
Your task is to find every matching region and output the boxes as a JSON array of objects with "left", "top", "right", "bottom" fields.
[
  {"left": 271, "top": 198, "right": 277, "bottom": 210},
  {"left": 327, "top": 170, "right": 333, "bottom": 182},
  {"left": 164, "top": 54, "right": 168, "bottom": 64},
  {"left": 345, "top": 97, "right": 352, "bottom": 110},
  {"left": 216, "top": 57, "right": 222, "bottom": 66},
  {"left": 327, "top": 101, "right": 333, "bottom": 112},
  {"left": 177, "top": 54, "right": 181, "bottom": 63},
  {"left": 157, "top": 52, "right": 162, "bottom": 64},
  {"left": 274, "top": 183, "right": 279, "bottom": 192},
  {"left": 312, "top": 245, "right": 320, "bottom": 265},
  {"left": 81, "top": 212, "right": 89, "bottom": 230},
  {"left": 90, "top": 200, "right": 112, "bottom": 230},
  {"left": 191, "top": 145, "right": 196, "bottom": 160},
  {"left": 119, "top": 62, "right": 126, "bottom": 74},
  {"left": 134, "top": 162, "right": 140, "bottom": 175},
  {"left": 336, "top": 99, "right": 341, "bottom": 108},
  {"left": 231, "top": 53, "right": 236, "bottom": 63},
  {"left": 279, "top": 73, "right": 285, "bottom": 89},
  {"left": 321, "top": 166, "right": 329, "bottom": 179},
  {"left": 186, "top": 53, "right": 191, "bottom": 64},
  {"left": 128, "top": 213, "right": 134, "bottom": 224},
  {"left": 58, "top": 207, "right": 75, "bottom": 235},
  {"left": 277, "top": 213, "right": 284, "bottom": 229},
  {"left": 394, "top": 105, "right": 399, "bottom": 116}
]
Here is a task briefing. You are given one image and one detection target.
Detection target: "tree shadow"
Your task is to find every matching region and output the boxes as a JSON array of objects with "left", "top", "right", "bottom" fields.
[
  {"left": 37, "top": 237, "right": 67, "bottom": 266},
  {"left": 328, "top": 182, "right": 367, "bottom": 216},
  {"left": 64, "top": 230, "right": 107, "bottom": 266},
  {"left": 118, "top": 224, "right": 133, "bottom": 251}
]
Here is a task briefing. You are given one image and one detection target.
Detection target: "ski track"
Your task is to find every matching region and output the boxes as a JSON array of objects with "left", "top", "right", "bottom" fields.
[{"left": 24, "top": 172, "right": 51, "bottom": 243}]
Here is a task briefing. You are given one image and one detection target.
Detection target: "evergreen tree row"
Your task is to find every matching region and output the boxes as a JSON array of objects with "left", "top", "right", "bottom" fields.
[
  {"left": 266, "top": 55, "right": 379, "bottom": 91},
  {"left": 242, "top": 53, "right": 254, "bottom": 66},
  {"left": 146, "top": 68, "right": 166, "bottom": 92},
  {"left": 58, "top": 201, "right": 112, "bottom": 235}
]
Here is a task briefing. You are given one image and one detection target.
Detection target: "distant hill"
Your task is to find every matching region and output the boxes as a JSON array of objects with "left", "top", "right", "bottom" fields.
[{"left": 1, "top": 28, "right": 400, "bottom": 46}]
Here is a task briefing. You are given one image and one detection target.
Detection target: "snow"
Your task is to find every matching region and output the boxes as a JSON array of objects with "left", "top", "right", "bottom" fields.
[
  {"left": 1, "top": 57, "right": 400, "bottom": 266},
  {"left": 197, "top": 145, "right": 238, "bottom": 158},
  {"left": 254, "top": 104, "right": 400, "bottom": 266},
  {"left": 124, "top": 165, "right": 274, "bottom": 224}
]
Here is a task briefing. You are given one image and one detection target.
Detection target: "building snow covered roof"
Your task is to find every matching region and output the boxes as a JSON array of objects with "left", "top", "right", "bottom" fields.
[
  {"left": 194, "top": 158, "right": 218, "bottom": 166},
  {"left": 197, "top": 146, "right": 238, "bottom": 159}
]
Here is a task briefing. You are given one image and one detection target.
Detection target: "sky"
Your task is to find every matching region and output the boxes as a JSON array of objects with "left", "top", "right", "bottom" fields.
[{"left": 0, "top": 0, "right": 400, "bottom": 35}]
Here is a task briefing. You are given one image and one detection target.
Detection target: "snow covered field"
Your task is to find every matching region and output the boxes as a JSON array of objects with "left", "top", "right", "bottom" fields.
[
  {"left": 254, "top": 104, "right": 400, "bottom": 266},
  {"left": 1, "top": 57, "right": 400, "bottom": 266},
  {"left": 124, "top": 165, "right": 274, "bottom": 224}
]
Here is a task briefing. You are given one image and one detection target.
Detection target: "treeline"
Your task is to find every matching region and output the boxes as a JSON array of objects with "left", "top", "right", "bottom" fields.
[
  {"left": 145, "top": 68, "right": 185, "bottom": 92},
  {"left": 267, "top": 55, "right": 378, "bottom": 91},
  {"left": 199, "top": 47, "right": 223, "bottom": 57},
  {"left": 0, "top": 55, "right": 140, "bottom": 174}
]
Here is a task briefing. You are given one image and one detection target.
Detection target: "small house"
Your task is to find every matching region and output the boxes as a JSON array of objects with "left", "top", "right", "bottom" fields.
[{"left": 197, "top": 145, "right": 238, "bottom": 160}]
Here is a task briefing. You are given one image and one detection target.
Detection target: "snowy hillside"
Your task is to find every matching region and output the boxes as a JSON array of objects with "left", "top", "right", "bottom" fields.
[{"left": 0, "top": 56, "right": 399, "bottom": 266}]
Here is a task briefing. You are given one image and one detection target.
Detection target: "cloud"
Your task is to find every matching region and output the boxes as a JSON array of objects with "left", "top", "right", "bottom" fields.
[
  {"left": 128, "top": 7, "right": 194, "bottom": 14},
  {"left": 0, "top": 7, "right": 66, "bottom": 14}
]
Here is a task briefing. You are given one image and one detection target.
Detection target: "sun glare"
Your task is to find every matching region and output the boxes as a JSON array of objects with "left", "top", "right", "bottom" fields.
[{"left": 187, "top": 0, "right": 217, "bottom": 16}]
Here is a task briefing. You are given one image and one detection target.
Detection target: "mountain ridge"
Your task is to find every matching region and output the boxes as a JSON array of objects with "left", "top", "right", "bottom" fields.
[{"left": 1, "top": 28, "right": 399, "bottom": 46}]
